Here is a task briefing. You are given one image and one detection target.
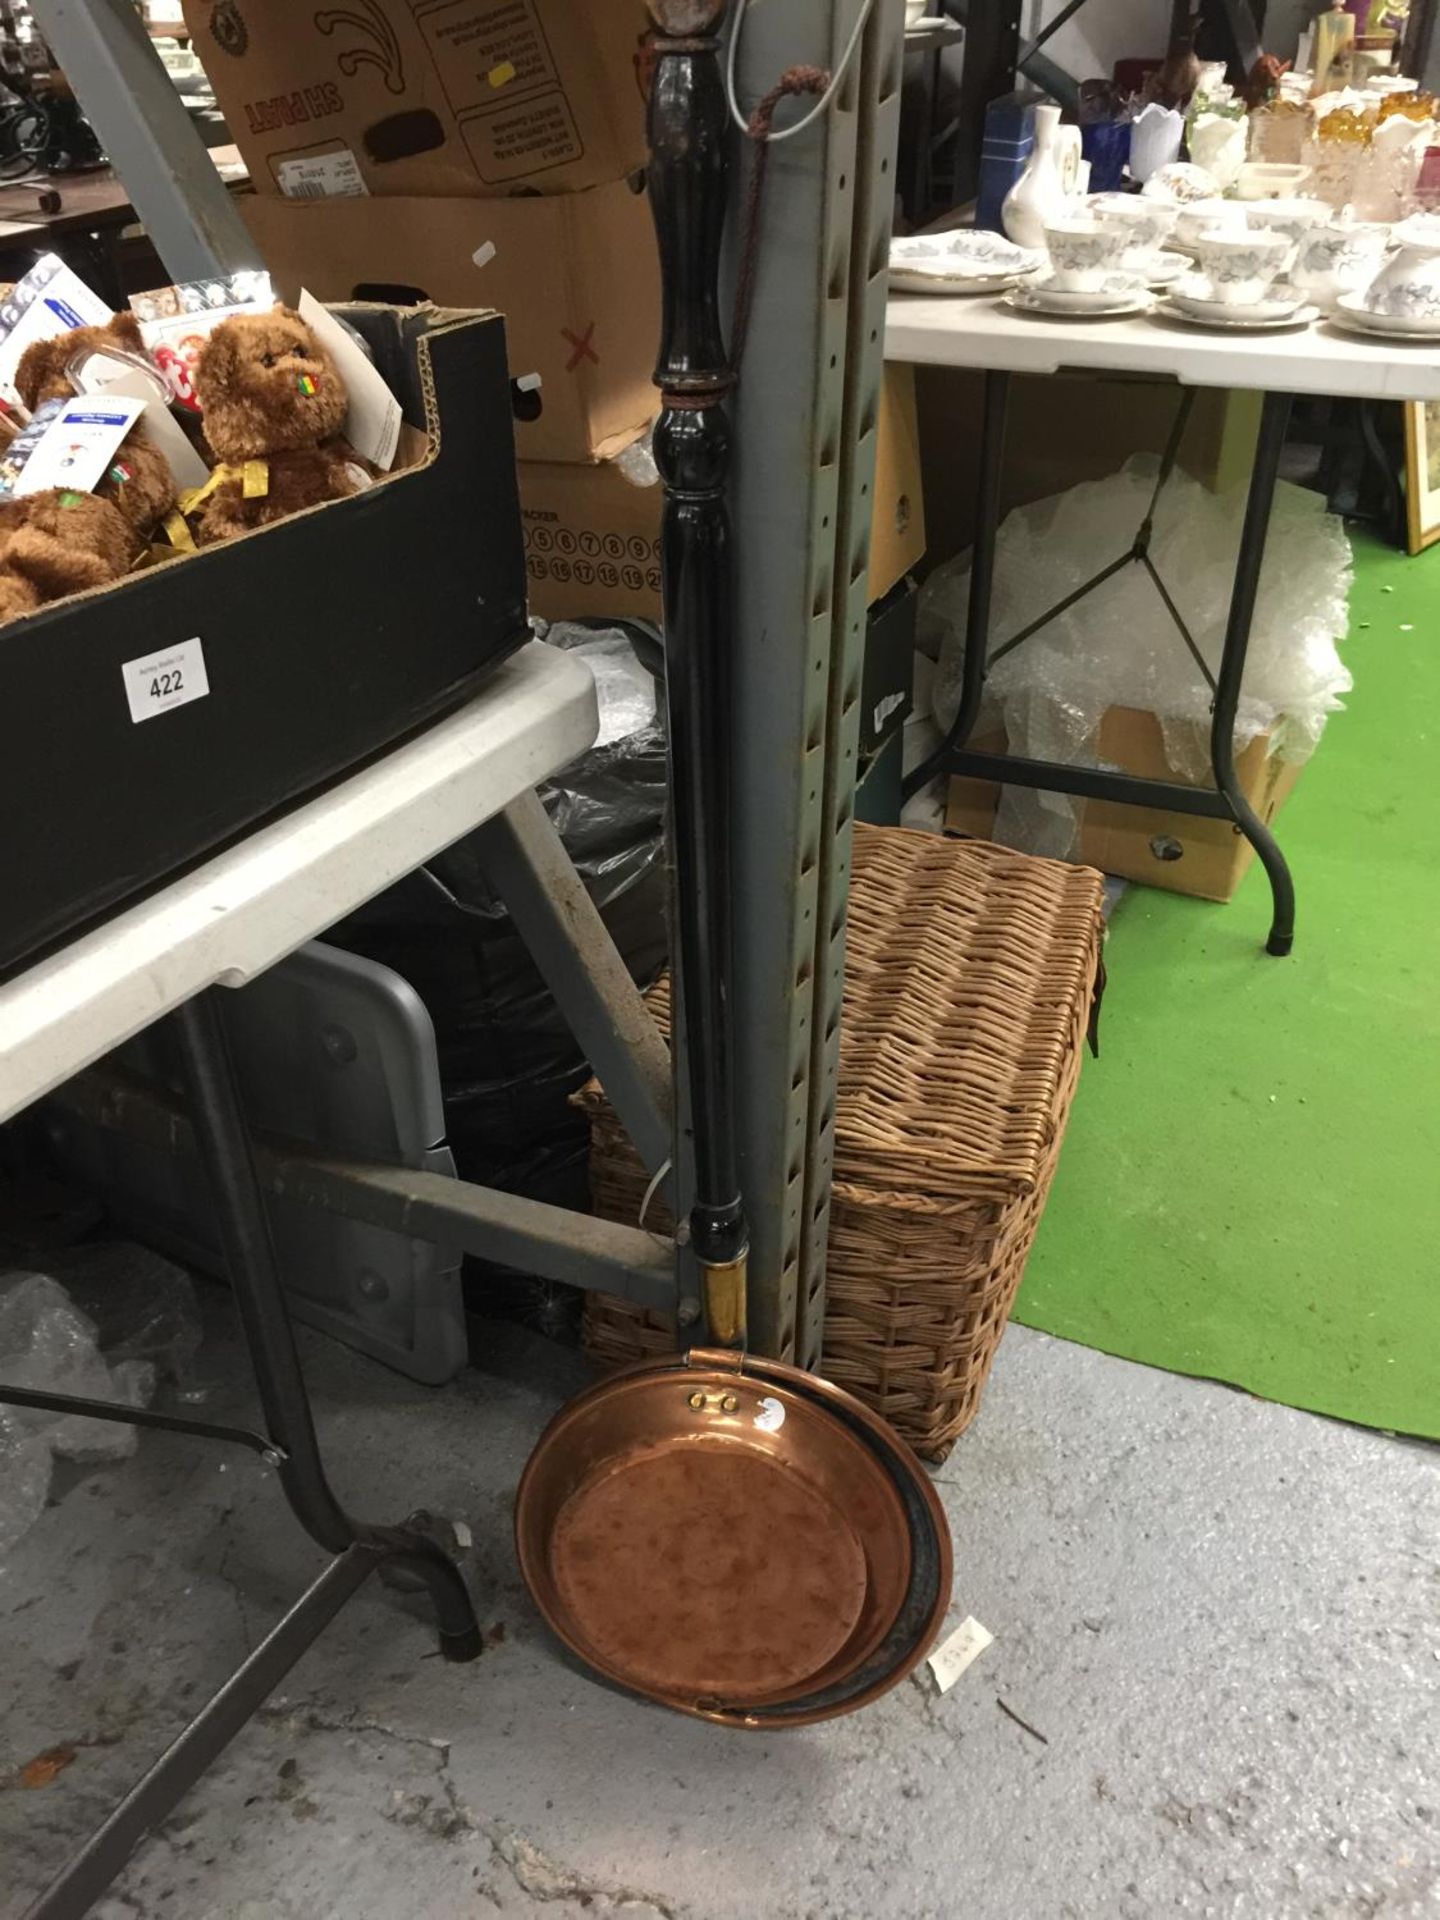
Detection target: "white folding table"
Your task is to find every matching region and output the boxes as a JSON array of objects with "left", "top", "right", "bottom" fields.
[
  {"left": 0, "top": 640, "right": 599, "bottom": 1919},
  {"left": 885, "top": 297, "right": 1440, "bottom": 953}
]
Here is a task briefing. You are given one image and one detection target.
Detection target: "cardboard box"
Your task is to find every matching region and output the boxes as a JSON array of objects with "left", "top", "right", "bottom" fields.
[
  {"left": 184, "top": 0, "right": 651, "bottom": 199},
  {"left": 518, "top": 364, "right": 928, "bottom": 622},
  {"left": 915, "top": 368, "right": 1261, "bottom": 573},
  {"left": 869, "top": 363, "right": 925, "bottom": 605},
  {"left": 0, "top": 305, "right": 528, "bottom": 977},
  {"left": 519, "top": 447, "right": 661, "bottom": 619},
  {"left": 943, "top": 706, "right": 1303, "bottom": 903},
  {"left": 242, "top": 179, "right": 659, "bottom": 463}
]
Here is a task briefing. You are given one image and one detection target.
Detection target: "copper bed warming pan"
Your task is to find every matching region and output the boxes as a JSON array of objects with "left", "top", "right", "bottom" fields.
[
  {"left": 515, "top": 1348, "right": 951, "bottom": 1727},
  {"left": 513, "top": 12, "right": 952, "bottom": 1726}
]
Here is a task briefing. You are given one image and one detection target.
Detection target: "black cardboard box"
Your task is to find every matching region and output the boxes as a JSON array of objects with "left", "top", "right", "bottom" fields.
[
  {"left": 860, "top": 575, "right": 917, "bottom": 758},
  {"left": 0, "top": 303, "right": 528, "bottom": 979}
]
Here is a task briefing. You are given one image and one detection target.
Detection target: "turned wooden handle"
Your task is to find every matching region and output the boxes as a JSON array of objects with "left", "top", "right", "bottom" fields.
[{"left": 645, "top": 5, "right": 749, "bottom": 1312}]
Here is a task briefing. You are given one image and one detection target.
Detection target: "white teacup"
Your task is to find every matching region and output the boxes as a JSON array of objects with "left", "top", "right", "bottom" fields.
[
  {"left": 1362, "top": 215, "right": 1440, "bottom": 321},
  {"left": 1042, "top": 215, "right": 1128, "bottom": 292},
  {"left": 1191, "top": 230, "right": 1292, "bottom": 305},
  {"left": 1291, "top": 220, "right": 1389, "bottom": 307},
  {"left": 1242, "top": 197, "right": 1329, "bottom": 250},
  {"left": 1173, "top": 199, "right": 1247, "bottom": 254},
  {"left": 1089, "top": 193, "right": 1177, "bottom": 272}
]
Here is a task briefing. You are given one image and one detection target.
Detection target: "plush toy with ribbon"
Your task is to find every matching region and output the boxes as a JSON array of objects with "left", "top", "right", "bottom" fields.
[
  {"left": 0, "top": 314, "right": 179, "bottom": 622},
  {"left": 15, "top": 313, "right": 178, "bottom": 538},
  {"left": 187, "top": 305, "right": 369, "bottom": 546}
]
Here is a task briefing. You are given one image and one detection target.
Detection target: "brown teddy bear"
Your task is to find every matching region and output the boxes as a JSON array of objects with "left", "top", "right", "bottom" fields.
[
  {"left": 15, "top": 311, "right": 179, "bottom": 547},
  {"left": 0, "top": 312, "right": 180, "bottom": 622},
  {"left": 189, "top": 305, "right": 367, "bottom": 546},
  {"left": 0, "top": 489, "right": 135, "bottom": 623}
]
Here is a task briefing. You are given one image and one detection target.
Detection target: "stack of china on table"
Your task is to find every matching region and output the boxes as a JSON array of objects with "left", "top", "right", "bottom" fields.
[
  {"left": 1156, "top": 193, "right": 1440, "bottom": 337},
  {"left": 886, "top": 96, "right": 1440, "bottom": 347},
  {"left": 1157, "top": 211, "right": 1321, "bottom": 331},
  {"left": 888, "top": 229, "right": 1045, "bottom": 296},
  {"left": 1005, "top": 211, "right": 1155, "bottom": 318}
]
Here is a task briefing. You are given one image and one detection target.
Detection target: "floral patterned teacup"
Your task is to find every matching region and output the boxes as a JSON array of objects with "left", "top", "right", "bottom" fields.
[
  {"left": 1042, "top": 215, "right": 1130, "bottom": 291},
  {"left": 1242, "top": 197, "right": 1330, "bottom": 250},
  {"left": 1362, "top": 214, "right": 1440, "bottom": 322},
  {"left": 1190, "top": 230, "right": 1292, "bottom": 305},
  {"left": 1089, "top": 193, "right": 1177, "bottom": 272},
  {"left": 1291, "top": 220, "right": 1390, "bottom": 306}
]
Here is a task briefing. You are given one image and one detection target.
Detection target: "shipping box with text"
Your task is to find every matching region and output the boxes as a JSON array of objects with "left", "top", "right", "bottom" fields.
[
  {"left": 185, "top": 0, "right": 652, "bottom": 198},
  {"left": 519, "top": 364, "right": 928, "bottom": 622}
]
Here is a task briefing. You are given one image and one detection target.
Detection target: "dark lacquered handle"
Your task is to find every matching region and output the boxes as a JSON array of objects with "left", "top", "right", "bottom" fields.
[{"left": 646, "top": 1, "right": 750, "bottom": 1338}]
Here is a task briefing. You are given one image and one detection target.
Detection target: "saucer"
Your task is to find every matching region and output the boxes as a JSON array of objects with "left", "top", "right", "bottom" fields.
[
  {"left": 1141, "top": 249, "right": 1191, "bottom": 287},
  {"left": 1155, "top": 294, "right": 1319, "bottom": 331},
  {"left": 890, "top": 265, "right": 1038, "bottom": 295},
  {"left": 889, "top": 232, "right": 1045, "bottom": 296},
  {"left": 1023, "top": 271, "right": 1150, "bottom": 311},
  {"left": 1332, "top": 293, "right": 1440, "bottom": 339},
  {"left": 1005, "top": 280, "right": 1152, "bottom": 319},
  {"left": 1169, "top": 279, "right": 1307, "bottom": 324}
]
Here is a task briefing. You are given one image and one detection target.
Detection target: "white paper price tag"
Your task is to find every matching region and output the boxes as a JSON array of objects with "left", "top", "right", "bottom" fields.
[
  {"left": 927, "top": 1615, "right": 994, "bottom": 1694},
  {"left": 122, "top": 637, "right": 209, "bottom": 724}
]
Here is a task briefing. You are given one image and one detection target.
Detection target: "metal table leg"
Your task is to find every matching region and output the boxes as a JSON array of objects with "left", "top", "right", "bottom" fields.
[
  {"left": 7, "top": 986, "right": 481, "bottom": 1920},
  {"left": 23, "top": 1548, "right": 381, "bottom": 1920},
  {"left": 903, "top": 374, "right": 1300, "bottom": 957},
  {"left": 168, "top": 990, "right": 484, "bottom": 1637},
  {"left": 1210, "top": 389, "right": 1296, "bottom": 958},
  {"left": 902, "top": 366, "right": 1010, "bottom": 799}
]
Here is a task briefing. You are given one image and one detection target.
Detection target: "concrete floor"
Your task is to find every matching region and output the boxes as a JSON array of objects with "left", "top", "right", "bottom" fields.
[{"left": 2, "top": 1291, "right": 1437, "bottom": 1920}]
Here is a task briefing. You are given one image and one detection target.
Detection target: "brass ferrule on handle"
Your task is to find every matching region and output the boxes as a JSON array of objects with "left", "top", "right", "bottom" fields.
[{"left": 702, "top": 1251, "right": 749, "bottom": 1350}]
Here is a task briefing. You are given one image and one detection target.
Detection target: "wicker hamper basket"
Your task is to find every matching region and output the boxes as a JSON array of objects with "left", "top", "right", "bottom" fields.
[{"left": 577, "top": 823, "right": 1104, "bottom": 1459}]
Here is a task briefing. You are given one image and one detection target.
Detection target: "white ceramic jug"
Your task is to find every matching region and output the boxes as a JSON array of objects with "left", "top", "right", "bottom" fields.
[{"left": 1003, "top": 103, "right": 1082, "bottom": 250}]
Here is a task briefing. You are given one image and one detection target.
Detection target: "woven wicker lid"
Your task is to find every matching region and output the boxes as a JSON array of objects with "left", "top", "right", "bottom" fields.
[{"left": 836, "top": 825, "right": 1102, "bottom": 1202}]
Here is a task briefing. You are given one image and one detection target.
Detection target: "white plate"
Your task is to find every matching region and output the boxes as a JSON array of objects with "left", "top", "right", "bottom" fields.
[
  {"left": 1154, "top": 295, "right": 1319, "bottom": 331},
  {"left": 888, "top": 230, "right": 1045, "bottom": 295},
  {"left": 1024, "top": 271, "right": 1149, "bottom": 311},
  {"left": 1143, "top": 250, "right": 1191, "bottom": 287},
  {"left": 1005, "top": 284, "right": 1153, "bottom": 319},
  {"left": 890, "top": 266, "right": 1033, "bottom": 296},
  {"left": 890, "top": 232, "right": 1043, "bottom": 275},
  {"left": 1169, "top": 282, "right": 1308, "bottom": 324},
  {"left": 1332, "top": 293, "right": 1440, "bottom": 339}
]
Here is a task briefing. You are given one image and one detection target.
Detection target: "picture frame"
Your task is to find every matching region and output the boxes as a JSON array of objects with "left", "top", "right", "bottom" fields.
[{"left": 1404, "top": 399, "right": 1440, "bottom": 555}]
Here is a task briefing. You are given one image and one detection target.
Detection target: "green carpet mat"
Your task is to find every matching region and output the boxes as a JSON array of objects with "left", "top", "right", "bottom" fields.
[{"left": 1014, "top": 531, "right": 1440, "bottom": 1437}]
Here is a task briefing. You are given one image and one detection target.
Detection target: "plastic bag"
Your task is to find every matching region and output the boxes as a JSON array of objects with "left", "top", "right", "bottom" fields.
[
  {"left": 922, "top": 457, "right": 1353, "bottom": 856},
  {"left": 0, "top": 1416, "right": 51, "bottom": 1558},
  {"left": 41, "top": 1241, "right": 203, "bottom": 1394},
  {"left": 0, "top": 1249, "right": 204, "bottom": 1557},
  {"left": 326, "top": 623, "right": 668, "bottom": 1302},
  {"left": 0, "top": 1272, "right": 154, "bottom": 1462}
]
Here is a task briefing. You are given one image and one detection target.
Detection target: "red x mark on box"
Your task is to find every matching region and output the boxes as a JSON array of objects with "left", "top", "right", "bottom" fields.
[{"left": 562, "top": 322, "right": 599, "bottom": 371}]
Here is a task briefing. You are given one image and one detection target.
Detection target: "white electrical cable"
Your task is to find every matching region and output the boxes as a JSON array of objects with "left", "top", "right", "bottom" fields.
[
  {"left": 638, "top": 1156, "right": 673, "bottom": 1229},
  {"left": 724, "top": 0, "right": 880, "bottom": 143}
]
